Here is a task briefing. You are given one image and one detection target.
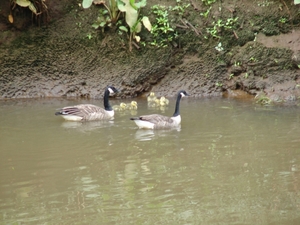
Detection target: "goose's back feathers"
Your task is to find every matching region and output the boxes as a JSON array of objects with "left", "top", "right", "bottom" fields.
[
  {"left": 56, "top": 104, "right": 114, "bottom": 121},
  {"left": 130, "top": 114, "right": 181, "bottom": 129},
  {"left": 55, "top": 85, "right": 118, "bottom": 121},
  {"left": 131, "top": 90, "right": 189, "bottom": 129}
]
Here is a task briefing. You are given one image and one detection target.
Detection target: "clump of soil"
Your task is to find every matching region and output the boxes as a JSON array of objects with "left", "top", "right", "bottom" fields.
[{"left": 0, "top": 0, "right": 299, "bottom": 105}]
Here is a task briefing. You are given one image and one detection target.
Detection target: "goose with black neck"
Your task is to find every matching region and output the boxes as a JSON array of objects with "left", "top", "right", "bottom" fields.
[
  {"left": 55, "top": 85, "right": 119, "bottom": 121},
  {"left": 130, "top": 90, "right": 189, "bottom": 129}
]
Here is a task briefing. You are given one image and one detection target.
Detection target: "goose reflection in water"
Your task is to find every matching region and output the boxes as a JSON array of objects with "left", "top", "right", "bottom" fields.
[
  {"left": 60, "top": 120, "right": 114, "bottom": 132},
  {"left": 134, "top": 127, "right": 181, "bottom": 141}
]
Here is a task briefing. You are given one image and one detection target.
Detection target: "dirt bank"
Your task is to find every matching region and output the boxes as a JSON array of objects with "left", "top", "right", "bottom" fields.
[{"left": 0, "top": 0, "right": 299, "bottom": 104}]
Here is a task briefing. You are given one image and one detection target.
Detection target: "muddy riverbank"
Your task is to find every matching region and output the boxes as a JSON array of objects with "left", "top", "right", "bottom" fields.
[{"left": 0, "top": 0, "right": 299, "bottom": 104}]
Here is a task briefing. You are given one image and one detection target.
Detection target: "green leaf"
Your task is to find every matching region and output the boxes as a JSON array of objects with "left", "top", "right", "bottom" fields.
[
  {"left": 119, "top": 0, "right": 138, "bottom": 28},
  {"left": 129, "top": 0, "right": 137, "bottom": 10},
  {"left": 100, "top": 22, "right": 107, "bottom": 27},
  {"left": 16, "top": 0, "right": 31, "bottom": 7},
  {"left": 142, "top": 16, "right": 151, "bottom": 31},
  {"left": 125, "top": 7, "right": 138, "bottom": 28},
  {"left": 134, "top": 35, "right": 140, "bottom": 42},
  {"left": 119, "top": 26, "right": 128, "bottom": 32},
  {"left": 28, "top": 3, "right": 37, "bottom": 14},
  {"left": 135, "top": 0, "right": 147, "bottom": 8},
  {"left": 82, "top": 0, "right": 93, "bottom": 9},
  {"left": 117, "top": 0, "right": 126, "bottom": 11},
  {"left": 92, "top": 23, "right": 99, "bottom": 29},
  {"left": 295, "top": 0, "right": 300, "bottom": 4},
  {"left": 135, "top": 22, "right": 142, "bottom": 33}
]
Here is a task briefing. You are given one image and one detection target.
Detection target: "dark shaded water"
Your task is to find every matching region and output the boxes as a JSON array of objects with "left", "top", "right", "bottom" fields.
[{"left": 0, "top": 97, "right": 300, "bottom": 224}]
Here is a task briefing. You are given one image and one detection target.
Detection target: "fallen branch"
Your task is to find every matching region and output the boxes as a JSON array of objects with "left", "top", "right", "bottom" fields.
[
  {"left": 233, "top": 30, "right": 239, "bottom": 39},
  {"left": 175, "top": 24, "right": 189, "bottom": 29},
  {"left": 132, "top": 41, "right": 140, "bottom": 50},
  {"left": 180, "top": 19, "right": 202, "bottom": 36}
]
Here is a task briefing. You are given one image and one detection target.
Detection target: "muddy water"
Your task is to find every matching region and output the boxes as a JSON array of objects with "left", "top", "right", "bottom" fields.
[{"left": 0, "top": 97, "right": 300, "bottom": 225}]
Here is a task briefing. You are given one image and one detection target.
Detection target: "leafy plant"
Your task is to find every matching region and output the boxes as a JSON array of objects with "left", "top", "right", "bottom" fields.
[
  {"left": 255, "top": 94, "right": 272, "bottom": 105},
  {"left": 82, "top": 0, "right": 151, "bottom": 51},
  {"left": 279, "top": 17, "right": 287, "bottom": 24},
  {"left": 201, "top": 0, "right": 216, "bottom": 6},
  {"left": 150, "top": 5, "right": 176, "bottom": 47},
  {"left": 171, "top": 0, "right": 190, "bottom": 16},
  {"left": 118, "top": 0, "right": 151, "bottom": 51},
  {"left": 9, "top": 0, "right": 48, "bottom": 24},
  {"left": 224, "top": 17, "right": 238, "bottom": 29},
  {"left": 82, "top": 0, "right": 121, "bottom": 30},
  {"left": 86, "top": 33, "right": 93, "bottom": 39},
  {"left": 206, "top": 17, "right": 238, "bottom": 39},
  {"left": 215, "top": 81, "right": 223, "bottom": 87},
  {"left": 215, "top": 42, "right": 223, "bottom": 52},
  {"left": 200, "top": 6, "right": 211, "bottom": 18}
]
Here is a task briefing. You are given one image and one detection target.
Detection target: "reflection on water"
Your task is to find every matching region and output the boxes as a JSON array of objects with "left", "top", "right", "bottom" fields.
[
  {"left": 0, "top": 97, "right": 300, "bottom": 224},
  {"left": 60, "top": 120, "right": 115, "bottom": 131},
  {"left": 134, "top": 127, "right": 181, "bottom": 141}
]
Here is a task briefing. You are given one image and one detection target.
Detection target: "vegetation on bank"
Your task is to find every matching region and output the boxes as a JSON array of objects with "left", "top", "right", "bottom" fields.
[
  {"left": 3, "top": 0, "right": 300, "bottom": 103},
  {"left": 7, "top": 0, "right": 299, "bottom": 52}
]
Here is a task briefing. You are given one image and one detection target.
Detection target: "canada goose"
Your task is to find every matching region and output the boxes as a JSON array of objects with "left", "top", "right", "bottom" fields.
[
  {"left": 130, "top": 90, "right": 189, "bottom": 129},
  {"left": 112, "top": 102, "right": 127, "bottom": 111},
  {"left": 126, "top": 101, "right": 138, "bottom": 110},
  {"left": 160, "top": 96, "right": 169, "bottom": 106},
  {"left": 147, "top": 92, "right": 157, "bottom": 102},
  {"left": 55, "top": 86, "right": 119, "bottom": 121}
]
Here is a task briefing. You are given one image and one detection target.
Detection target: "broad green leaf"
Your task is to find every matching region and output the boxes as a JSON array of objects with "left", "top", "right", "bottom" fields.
[
  {"left": 119, "top": 0, "right": 138, "bottom": 28},
  {"left": 92, "top": 23, "right": 99, "bottom": 29},
  {"left": 135, "top": 0, "right": 147, "bottom": 8},
  {"left": 134, "top": 35, "right": 141, "bottom": 42},
  {"left": 129, "top": 0, "right": 137, "bottom": 10},
  {"left": 135, "top": 22, "right": 142, "bottom": 33},
  {"left": 100, "top": 21, "right": 106, "bottom": 27},
  {"left": 142, "top": 16, "right": 151, "bottom": 31},
  {"left": 28, "top": 3, "right": 37, "bottom": 14},
  {"left": 82, "top": 0, "right": 93, "bottom": 8},
  {"left": 16, "top": 0, "right": 31, "bottom": 7},
  {"left": 125, "top": 7, "right": 138, "bottom": 28},
  {"left": 119, "top": 26, "right": 128, "bottom": 32},
  {"left": 117, "top": 0, "right": 126, "bottom": 11}
]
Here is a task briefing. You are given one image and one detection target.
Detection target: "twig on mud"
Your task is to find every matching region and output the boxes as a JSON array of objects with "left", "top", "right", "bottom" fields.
[
  {"left": 180, "top": 18, "right": 202, "bottom": 36},
  {"left": 233, "top": 31, "right": 239, "bottom": 39},
  {"left": 240, "top": 19, "right": 244, "bottom": 29},
  {"left": 226, "top": 7, "right": 235, "bottom": 14},
  {"left": 175, "top": 24, "right": 189, "bottom": 29},
  {"left": 132, "top": 41, "right": 140, "bottom": 50}
]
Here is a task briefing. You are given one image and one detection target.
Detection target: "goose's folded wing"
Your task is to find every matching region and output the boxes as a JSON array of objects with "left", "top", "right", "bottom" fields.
[
  {"left": 57, "top": 104, "right": 106, "bottom": 117},
  {"left": 138, "top": 114, "right": 174, "bottom": 124}
]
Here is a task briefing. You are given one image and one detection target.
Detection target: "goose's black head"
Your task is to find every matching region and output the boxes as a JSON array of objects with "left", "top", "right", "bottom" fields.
[
  {"left": 106, "top": 86, "right": 119, "bottom": 94},
  {"left": 178, "top": 90, "right": 189, "bottom": 97}
]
